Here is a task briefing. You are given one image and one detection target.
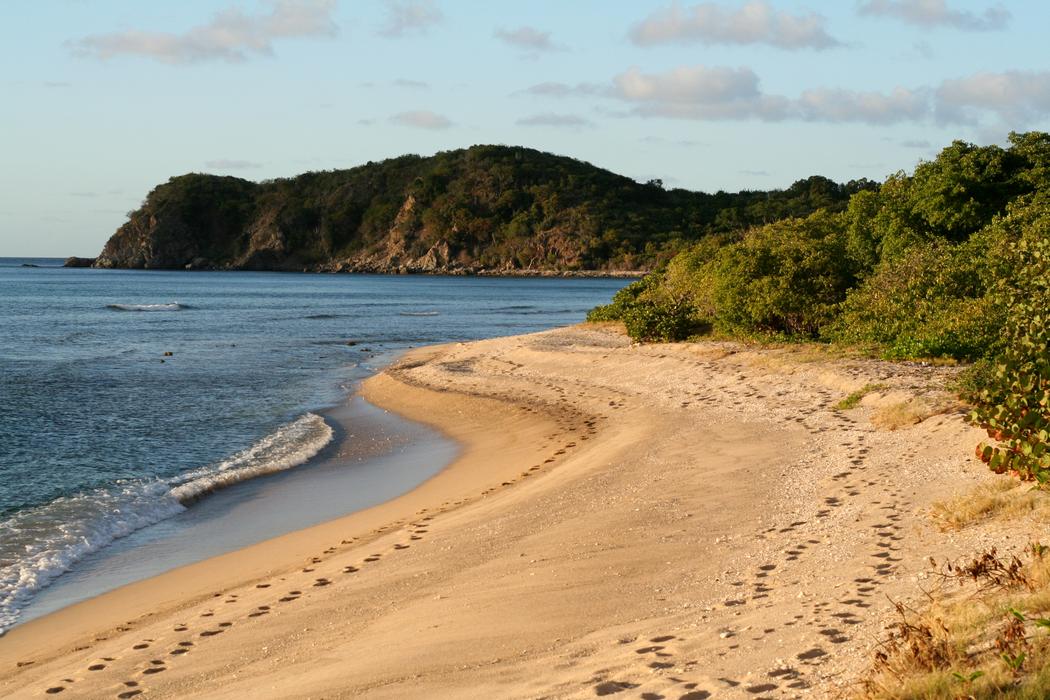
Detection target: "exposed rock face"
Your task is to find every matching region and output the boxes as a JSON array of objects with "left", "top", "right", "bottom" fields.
[
  {"left": 87, "top": 145, "right": 857, "bottom": 274},
  {"left": 63, "top": 256, "right": 96, "bottom": 268}
]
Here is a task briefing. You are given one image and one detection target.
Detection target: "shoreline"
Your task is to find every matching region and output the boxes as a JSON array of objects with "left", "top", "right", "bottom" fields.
[
  {"left": 11, "top": 392, "right": 456, "bottom": 630},
  {"left": 0, "top": 340, "right": 570, "bottom": 697},
  {"left": 0, "top": 325, "right": 1025, "bottom": 699}
]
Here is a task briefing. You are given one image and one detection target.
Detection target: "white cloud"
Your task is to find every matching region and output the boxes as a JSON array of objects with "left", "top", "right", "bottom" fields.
[
  {"left": 935, "top": 71, "right": 1050, "bottom": 126},
  {"left": 494, "top": 26, "right": 563, "bottom": 53},
  {"left": 858, "top": 0, "right": 1009, "bottom": 30},
  {"left": 68, "top": 0, "right": 337, "bottom": 64},
  {"left": 205, "top": 159, "right": 264, "bottom": 169},
  {"left": 609, "top": 65, "right": 927, "bottom": 124},
  {"left": 379, "top": 0, "right": 442, "bottom": 37},
  {"left": 797, "top": 87, "right": 929, "bottom": 124},
  {"left": 611, "top": 65, "right": 791, "bottom": 120},
  {"left": 516, "top": 113, "right": 593, "bottom": 128},
  {"left": 630, "top": 1, "right": 842, "bottom": 50},
  {"left": 390, "top": 110, "right": 453, "bottom": 129}
]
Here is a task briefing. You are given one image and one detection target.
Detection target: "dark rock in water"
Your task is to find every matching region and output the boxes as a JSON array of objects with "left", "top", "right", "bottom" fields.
[
  {"left": 20, "top": 263, "right": 40, "bottom": 268},
  {"left": 345, "top": 341, "right": 357, "bottom": 346},
  {"left": 63, "top": 256, "right": 96, "bottom": 268},
  {"left": 185, "top": 257, "right": 213, "bottom": 270},
  {"left": 163, "top": 351, "right": 174, "bottom": 357}
]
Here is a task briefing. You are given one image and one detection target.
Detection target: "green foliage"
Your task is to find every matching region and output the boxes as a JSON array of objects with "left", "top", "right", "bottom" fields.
[
  {"left": 586, "top": 278, "right": 653, "bottom": 322},
  {"left": 835, "top": 384, "right": 885, "bottom": 410},
  {"left": 110, "top": 146, "right": 859, "bottom": 272},
  {"left": 708, "top": 210, "right": 858, "bottom": 337},
  {"left": 596, "top": 132, "right": 1050, "bottom": 358},
  {"left": 830, "top": 230, "right": 1007, "bottom": 361},
  {"left": 971, "top": 232, "right": 1050, "bottom": 482}
]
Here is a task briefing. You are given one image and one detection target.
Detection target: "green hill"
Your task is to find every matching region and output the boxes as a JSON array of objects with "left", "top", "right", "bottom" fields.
[{"left": 89, "top": 145, "right": 870, "bottom": 273}]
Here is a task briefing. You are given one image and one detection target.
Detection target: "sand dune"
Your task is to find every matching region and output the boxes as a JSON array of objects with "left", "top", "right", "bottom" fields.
[{"left": 0, "top": 325, "right": 1023, "bottom": 699}]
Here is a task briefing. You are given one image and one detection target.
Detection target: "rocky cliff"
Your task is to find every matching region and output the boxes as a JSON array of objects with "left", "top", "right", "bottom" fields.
[{"left": 91, "top": 145, "right": 867, "bottom": 273}]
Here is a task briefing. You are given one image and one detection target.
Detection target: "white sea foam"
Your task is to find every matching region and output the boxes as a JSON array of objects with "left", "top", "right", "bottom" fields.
[
  {"left": 0, "top": 413, "right": 332, "bottom": 634},
  {"left": 106, "top": 302, "right": 187, "bottom": 312},
  {"left": 398, "top": 311, "right": 440, "bottom": 317},
  {"left": 169, "top": 413, "right": 333, "bottom": 504}
]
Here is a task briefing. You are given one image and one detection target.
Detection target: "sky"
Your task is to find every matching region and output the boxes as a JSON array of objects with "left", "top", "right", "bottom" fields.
[{"left": 3, "top": 0, "right": 1049, "bottom": 257}]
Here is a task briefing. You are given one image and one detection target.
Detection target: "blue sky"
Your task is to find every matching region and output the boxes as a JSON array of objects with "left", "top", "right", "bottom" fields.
[{"left": 3, "top": 0, "right": 1049, "bottom": 256}]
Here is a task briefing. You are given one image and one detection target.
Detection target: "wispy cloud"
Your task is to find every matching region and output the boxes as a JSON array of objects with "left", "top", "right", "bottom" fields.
[
  {"left": 630, "top": 1, "right": 842, "bottom": 50},
  {"left": 393, "top": 78, "right": 430, "bottom": 89},
  {"left": 516, "top": 113, "right": 593, "bottom": 128},
  {"left": 641, "top": 136, "right": 707, "bottom": 147},
  {"left": 205, "top": 159, "right": 264, "bottom": 170},
  {"left": 68, "top": 0, "right": 337, "bottom": 64},
  {"left": 517, "top": 81, "right": 604, "bottom": 98},
  {"left": 390, "top": 110, "right": 453, "bottom": 129},
  {"left": 796, "top": 87, "right": 929, "bottom": 124},
  {"left": 494, "top": 26, "right": 564, "bottom": 53},
  {"left": 935, "top": 70, "right": 1050, "bottom": 126},
  {"left": 543, "top": 65, "right": 930, "bottom": 124},
  {"left": 379, "top": 0, "right": 442, "bottom": 37},
  {"left": 858, "top": 0, "right": 1009, "bottom": 31}
]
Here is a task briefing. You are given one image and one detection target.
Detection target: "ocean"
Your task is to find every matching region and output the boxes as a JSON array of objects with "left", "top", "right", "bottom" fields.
[{"left": 0, "top": 258, "right": 628, "bottom": 632}]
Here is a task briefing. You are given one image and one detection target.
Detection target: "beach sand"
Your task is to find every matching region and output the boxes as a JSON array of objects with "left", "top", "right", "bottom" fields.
[{"left": 0, "top": 325, "right": 1025, "bottom": 699}]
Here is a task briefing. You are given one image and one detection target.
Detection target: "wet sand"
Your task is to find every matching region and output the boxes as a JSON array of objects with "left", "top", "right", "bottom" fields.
[{"left": 0, "top": 325, "right": 1016, "bottom": 699}]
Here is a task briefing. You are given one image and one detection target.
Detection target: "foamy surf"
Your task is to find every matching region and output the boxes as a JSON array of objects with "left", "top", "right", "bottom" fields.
[
  {"left": 106, "top": 302, "right": 188, "bottom": 312},
  {"left": 0, "top": 413, "right": 332, "bottom": 634}
]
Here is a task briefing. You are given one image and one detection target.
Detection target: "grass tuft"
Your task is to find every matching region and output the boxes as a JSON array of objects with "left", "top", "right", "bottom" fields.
[{"left": 835, "top": 383, "right": 886, "bottom": 410}]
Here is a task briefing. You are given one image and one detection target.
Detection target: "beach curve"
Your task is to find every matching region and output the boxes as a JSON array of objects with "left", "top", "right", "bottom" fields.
[{"left": 0, "top": 325, "right": 1022, "bottom": 699}]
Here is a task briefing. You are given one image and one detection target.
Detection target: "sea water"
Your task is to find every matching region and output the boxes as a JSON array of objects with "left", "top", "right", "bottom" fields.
[{"left": 0, "top": 258, "right": 628, "bottom": 632}]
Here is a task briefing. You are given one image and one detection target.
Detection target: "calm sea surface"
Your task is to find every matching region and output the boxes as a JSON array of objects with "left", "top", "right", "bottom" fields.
[{"left": 0, "top": 258, "right": 627, "bottom": 631}]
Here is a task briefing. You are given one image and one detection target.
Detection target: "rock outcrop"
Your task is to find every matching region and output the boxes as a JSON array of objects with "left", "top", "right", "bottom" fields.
[{"left": 63, "top": 256, "right": 96, "bottom": 268}]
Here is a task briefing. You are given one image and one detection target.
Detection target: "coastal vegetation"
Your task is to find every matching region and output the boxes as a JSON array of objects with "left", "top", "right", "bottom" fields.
[
  {"left": 590, "top": 132, "right": 1050, "bottom": 478},
  {"left": 588, "top": 133, "right": 1050, "bottom": 695},
  {"left": 91, "top": 145, "right": 869, "bottom": 273}
]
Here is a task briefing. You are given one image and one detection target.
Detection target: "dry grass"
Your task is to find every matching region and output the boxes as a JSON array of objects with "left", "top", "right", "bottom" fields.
[
  {"left": 859, "top": 548, "right": 1050, "bottom": 699},
  {"left": 871, "top": 395, "right": 960, "bottom": 430},
  {"left": 931, "top": 480, "right": 1050, "bottom": 530},
  {"left": 860, "top": 475, "right": 1050, "bottom": 700}
]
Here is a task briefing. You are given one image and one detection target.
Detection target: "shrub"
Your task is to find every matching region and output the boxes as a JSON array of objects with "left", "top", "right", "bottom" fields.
[
  {"left": 708, "top": 211, "right": 857, "bottom": 337},
  {"left": 971, "top": 232, "right": 1050, "bottom": 481}
]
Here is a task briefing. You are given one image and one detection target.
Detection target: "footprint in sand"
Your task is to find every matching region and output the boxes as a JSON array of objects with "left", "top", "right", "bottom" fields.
[
  {"left": 796, "top": 647, "right": 827, "bottom": 661},
  {"left": 117, "top": 691, "right": 142, "bottom": 699},
  {"left": 593, "top": 680, "right": 638, "bottom": 695}
]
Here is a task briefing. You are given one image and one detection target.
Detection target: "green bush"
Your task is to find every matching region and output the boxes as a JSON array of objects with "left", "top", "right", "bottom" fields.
[
  {"left": 707, "top": 211, "right": 857, "bottom": 337},
  {"left": 971, "top": 233, "right": 1050, "bottom": 481}
]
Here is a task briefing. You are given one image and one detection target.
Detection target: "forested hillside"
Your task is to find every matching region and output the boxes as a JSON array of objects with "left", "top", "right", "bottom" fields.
[{"left": 89, "top": 145, "right": 871, "bottom": 273}]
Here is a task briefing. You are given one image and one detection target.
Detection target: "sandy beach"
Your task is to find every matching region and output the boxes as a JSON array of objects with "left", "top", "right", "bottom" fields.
[{"left": 0, "top": 324, "right": 1026, "bottom": 699}]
